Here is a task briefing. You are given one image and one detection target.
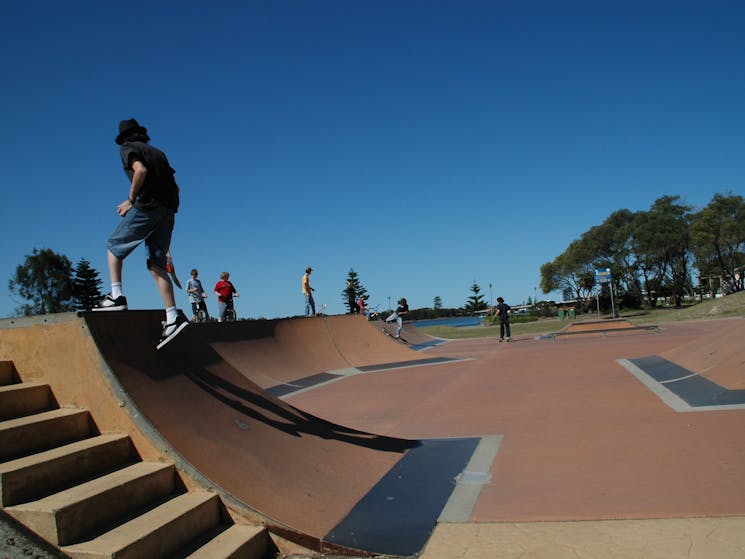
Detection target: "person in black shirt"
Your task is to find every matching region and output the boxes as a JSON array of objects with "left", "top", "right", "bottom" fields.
[
  {"left": 495, "top": 296, "right": 511, "bottom": 342},
  {"left": 95, "top": 118, "right": 188, "bottom": 349},
  {"left": 385, "top": 297, "right": 409, "bottom": 338}
]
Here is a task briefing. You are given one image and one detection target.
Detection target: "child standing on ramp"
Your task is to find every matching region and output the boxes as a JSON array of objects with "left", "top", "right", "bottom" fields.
[
  {"left": 214, "top": 272, "right": 239, "bottom": 322},
  {"left": 302, "top": 267, "right": 316, "bottom": 316},
  {"left": 94, "top": 118, "right": 188, "bottom": 350},
  {"left": 187, "top": 269, "right": 210, "bottom": 322}
]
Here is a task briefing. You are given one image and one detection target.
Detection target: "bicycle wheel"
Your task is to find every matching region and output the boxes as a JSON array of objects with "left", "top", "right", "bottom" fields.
[
  {"left": 196, "top": 309, "right": 208, "bottom": 323},
  {"left": 224, "top": 307, "right": 236, "bottom": 322}
]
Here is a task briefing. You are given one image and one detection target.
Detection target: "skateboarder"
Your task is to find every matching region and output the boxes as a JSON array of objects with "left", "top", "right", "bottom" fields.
[
  {"left": 302, "top": 267, "right": 316, "bottom": 316},
  {"left": 385, "top": 297, "right": 409, "bottom": 339},
  {"left": 94, "top": 118, "right": 188, "bottom": 349},
  {"left": 495, "top": 296, "right": 511, "bottom": 342}
]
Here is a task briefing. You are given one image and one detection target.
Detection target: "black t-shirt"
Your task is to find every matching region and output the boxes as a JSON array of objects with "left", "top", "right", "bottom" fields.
[
  {"left": 120, "top": 141, "right": 180, "bottom": 211},
  {"left": 496, "top": 303, "right": 511, "bottom": 322},
  {"left": 396, "top": 302, "right": 409, "bottom": 315}
]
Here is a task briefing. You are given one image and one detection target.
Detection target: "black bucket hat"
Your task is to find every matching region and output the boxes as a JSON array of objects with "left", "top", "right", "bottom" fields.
[{"left": 115, "top": 118, "right": 148, "bottom": 145}]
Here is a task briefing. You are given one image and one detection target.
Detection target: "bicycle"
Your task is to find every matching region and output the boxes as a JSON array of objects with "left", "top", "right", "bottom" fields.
[
  {"left": 223, "top": 303, "right": 237, "bottom": 322},
  {"left": 188, "top": 295, "right": 210, "bottom": 323},
  {"left": 194, "top": 302, "right": 209, "bottom": 323},
  {"left": 366, "top": 304, "right": 382, "bottom": 321}
]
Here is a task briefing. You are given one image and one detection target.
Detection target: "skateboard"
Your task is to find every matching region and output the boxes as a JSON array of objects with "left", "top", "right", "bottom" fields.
[
  {"left": 156, "top": 321, "right": 189, "bottom": 350},
  {"left": 165, "top": 253, "right": 182, "bottom": 289},
  {"left": 380, "top": 327, "right": 407, "bottom": 343}
]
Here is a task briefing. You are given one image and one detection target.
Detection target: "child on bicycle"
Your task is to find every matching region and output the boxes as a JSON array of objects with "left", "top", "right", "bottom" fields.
[
  {"left": 187, "top": 269, "right": 209, "bottom": 322},
  {"left": 214, "top": 272, "right": 239, "bottom": 322}
]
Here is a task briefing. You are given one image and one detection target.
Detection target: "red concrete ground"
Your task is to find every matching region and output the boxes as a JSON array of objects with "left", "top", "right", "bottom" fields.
[
  {"left": 289, "top": 318, "right": 745, "bottom": 522},
  {"left": 2, "top": 312, "right": 744, "bottom": 557}
]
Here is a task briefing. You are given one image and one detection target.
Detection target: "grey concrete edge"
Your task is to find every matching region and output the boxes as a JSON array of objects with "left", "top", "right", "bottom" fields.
[{"left": 438, "top": 434, "right": 503, "bottom": 523}]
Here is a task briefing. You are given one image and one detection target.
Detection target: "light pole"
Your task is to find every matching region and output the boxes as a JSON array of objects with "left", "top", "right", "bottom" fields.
[{"left": 489, "top": 283, "right": 493, "bottom": 307}]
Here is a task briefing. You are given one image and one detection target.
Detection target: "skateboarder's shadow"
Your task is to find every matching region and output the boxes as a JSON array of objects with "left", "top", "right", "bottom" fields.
[{"left": 187, "top": 366, "right": 415, "bottom": 453}]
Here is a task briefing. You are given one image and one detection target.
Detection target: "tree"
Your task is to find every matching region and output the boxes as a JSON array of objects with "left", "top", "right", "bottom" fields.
[
  {"left": 433, "top": 296, "right": 443, "bottom": 310},
  {"left": 463, "top": 282, "right": 488, "bottom": 313},
  {"left": 691, "top": 192, "right": 745, "bottom": 294},
  {"left": 72, "top": 259, "right": 103, "bottom": 311},
  {"left": 341, "top": 268, "right": 368, "bottom": 312},
  {"left": 9, "top": 248, "right": 74, "bottom": 316},
  {"left": 629, "top": 196, "right": 692, "bottom": 306},
  {"left": 540, "top": 247, "right": 596, "bottom": 309},
  {"left": 541, "top": 196, "right": 699, "bottom": 310}
]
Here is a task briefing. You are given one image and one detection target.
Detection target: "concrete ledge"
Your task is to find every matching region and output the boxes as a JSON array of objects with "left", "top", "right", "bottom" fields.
[{"left": 421, "top": 517, "right": 745, "bottom": 559}]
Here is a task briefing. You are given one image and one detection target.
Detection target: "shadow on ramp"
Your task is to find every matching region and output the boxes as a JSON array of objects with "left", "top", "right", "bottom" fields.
[{"left": 83, "top": 311, "right": 482, "bottom": 556}]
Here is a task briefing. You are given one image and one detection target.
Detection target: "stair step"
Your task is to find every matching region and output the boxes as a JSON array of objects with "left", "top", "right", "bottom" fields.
[
  {"left": 184, "top": 524, "right": 270, "bottom": 559},
  {"left": 63, "top": 492, "right": 221, "bottom": 559},
  {"left": 0, "top": 433, "right": 133, "bottom": 506},
  {"left": 0, "top": 361, "right": 17, "bottom": 385},
  {"left": 0, "top": 382, "right": 54, "bottom": 420},
  {"left": 6, "top": 461, "right": 177, "bottom": 546},
  {"left": 0, "top": 408, "right": 93, "bottom": 461}
]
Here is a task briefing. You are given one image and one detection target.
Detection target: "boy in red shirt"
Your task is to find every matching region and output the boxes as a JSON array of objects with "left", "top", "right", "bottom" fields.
[{"left": 214, "top": 272, "right": 239, "bottom": 321}]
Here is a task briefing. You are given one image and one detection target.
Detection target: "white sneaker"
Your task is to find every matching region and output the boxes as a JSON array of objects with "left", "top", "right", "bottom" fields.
[
  {"left": 156, "top": 314, "right": 189, "bottom": 349},
  {"left": 92, "top": 294, "right": 128, "bottom": 311}
]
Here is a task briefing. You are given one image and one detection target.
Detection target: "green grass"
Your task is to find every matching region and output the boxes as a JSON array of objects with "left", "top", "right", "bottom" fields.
[{"left": 417, "top": 291, "right": 745, "bottom": 340}]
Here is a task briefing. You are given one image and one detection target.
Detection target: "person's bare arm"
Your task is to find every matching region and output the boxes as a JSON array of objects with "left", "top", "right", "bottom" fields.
[{"left": 117, "top": 160, "right": 147, "bottom": 216}]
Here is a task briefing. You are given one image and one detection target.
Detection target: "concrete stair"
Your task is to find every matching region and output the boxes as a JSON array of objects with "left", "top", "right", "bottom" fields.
[{"left": 0, "top": 361, "right": 275, "bottom": 558}]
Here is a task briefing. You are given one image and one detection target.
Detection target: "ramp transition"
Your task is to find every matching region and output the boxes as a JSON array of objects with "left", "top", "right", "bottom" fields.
[{"left": 1, "top": 311, "right": 490, "bottom": 556}]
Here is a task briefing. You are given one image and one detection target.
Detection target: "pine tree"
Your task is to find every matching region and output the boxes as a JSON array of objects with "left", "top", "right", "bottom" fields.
[
  {"left": 433, "top": 296, "right": 443, "bottom": 310},
  {"left": 463, "top": 282, "right": 488, "bottom": 313},
  {"left": 341, "top": 268, "right": 368, "bottom": 312},
  {"left": 72, "top": 258, "right": 103, "bottom": 311}
]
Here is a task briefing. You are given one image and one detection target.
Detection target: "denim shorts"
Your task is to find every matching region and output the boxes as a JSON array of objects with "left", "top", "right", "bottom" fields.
[{"left": 106, "top": 204, "right": 175, "bottom": 270}]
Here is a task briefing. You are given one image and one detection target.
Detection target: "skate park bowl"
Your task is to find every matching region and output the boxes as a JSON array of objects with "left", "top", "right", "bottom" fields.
[
  {"left": 0, "top": 311, "right": 485, "bottom": 557},
  {"left": 1, "top": 311, "right": 745, "bottom": 558}
]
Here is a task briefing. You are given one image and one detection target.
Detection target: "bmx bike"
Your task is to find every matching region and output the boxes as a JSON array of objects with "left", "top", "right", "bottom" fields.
[
  {"left": 192, "top": 299, "right": 210, "bottom": 322},
  {"left": 194, "top": 301, "right": 209, "bottom": 323},
  {"left": 366, "top": 304, "right": 382, "bottom": 321},
  {"left": 223, "top": 304, "right": 237, "bottom": 322}
]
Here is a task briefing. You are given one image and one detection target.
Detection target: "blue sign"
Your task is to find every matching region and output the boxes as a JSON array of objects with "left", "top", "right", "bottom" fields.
[{"left": 595, "top": 268, "right": 612, "bottom": 284}]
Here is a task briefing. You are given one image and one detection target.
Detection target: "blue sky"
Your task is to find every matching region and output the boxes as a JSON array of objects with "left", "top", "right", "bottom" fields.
[{"left": 1, "top": 0, "right": 743, "bottom": 319}]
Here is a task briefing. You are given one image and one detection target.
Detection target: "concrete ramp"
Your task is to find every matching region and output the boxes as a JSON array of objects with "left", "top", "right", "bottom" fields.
[
  {"left": 659, "top": 318, "right": 745, "bottom": 390},
  {"left": 209, "top": 315, "right": 426, "bottom": 388},
  {"left": 619, "top": 318, "right": 745, "bottom": 411},
  {"left": 1, "top": 312, "right": 482, "bottom": 557}
]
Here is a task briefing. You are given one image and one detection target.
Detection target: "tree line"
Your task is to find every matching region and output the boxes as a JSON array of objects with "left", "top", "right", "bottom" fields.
[
  {"left": 8, "top": 249, "right": 103, "bottom": 316},
  {"left": 540, "top": 192, "right": 745, "bottom": 311},
  {"left": 20, "top": 192, "right": 741, "bottom": 320},
  {"left": 341, "top": 269, "right": 491, "bottom": 319}
]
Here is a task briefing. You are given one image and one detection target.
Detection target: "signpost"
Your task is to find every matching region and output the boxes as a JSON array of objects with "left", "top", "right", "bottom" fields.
[{"left": 594, "top": 268, "right": 616, "bottom": 318}]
